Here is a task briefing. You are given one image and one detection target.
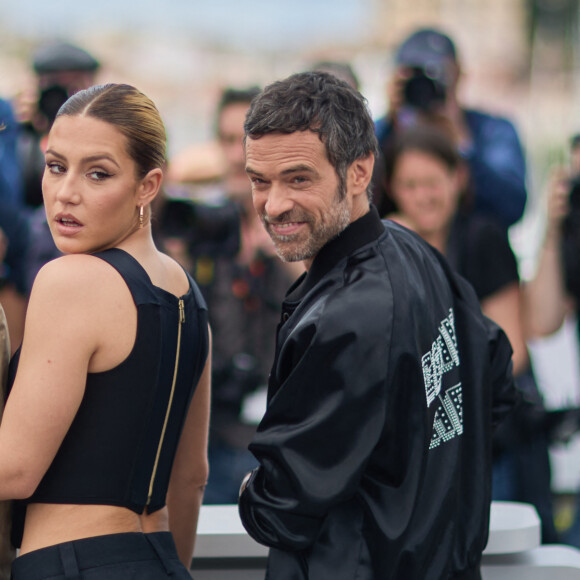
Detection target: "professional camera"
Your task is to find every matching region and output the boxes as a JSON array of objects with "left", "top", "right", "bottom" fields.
[
  {"left": 568, "top": 175, "right": 580, "bottom": 213},
  {"left": 37, "top": 84, "right": 70, "bottom": 126},
  {"left": 562, "top": 176, "right": 580, "bottom": 299},
  {"left": 158, "top": 197, "right": 241, "bottom": 259},
  {"left": 402, "top": 67, "right": 447, "bottom": 112}
]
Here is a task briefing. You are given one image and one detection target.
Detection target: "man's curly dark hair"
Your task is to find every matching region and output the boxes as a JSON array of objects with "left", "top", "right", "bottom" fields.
[{"left": 244, "top": 71, "right": 378, "bottom": 200}]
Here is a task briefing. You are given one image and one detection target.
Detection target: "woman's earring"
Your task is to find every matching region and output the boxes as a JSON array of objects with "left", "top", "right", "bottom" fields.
[{"left": 138, "top": 205, "right": 144, "bottom": 228}]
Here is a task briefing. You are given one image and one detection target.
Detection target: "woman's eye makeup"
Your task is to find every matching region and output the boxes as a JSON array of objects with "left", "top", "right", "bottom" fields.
[{"left": 88, "top": 170, "right": 112, "bottom": 181}]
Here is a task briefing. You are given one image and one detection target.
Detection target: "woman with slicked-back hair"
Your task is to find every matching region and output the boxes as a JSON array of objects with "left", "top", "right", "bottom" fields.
[{"left": 3, "top": 83, "right": 211, "bottom": 579}]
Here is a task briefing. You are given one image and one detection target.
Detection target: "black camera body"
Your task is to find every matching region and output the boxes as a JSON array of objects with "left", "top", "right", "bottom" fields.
[
  {"left": 158, "top": 198, "right": 241, "bottom": 259},
  {"left": 562, "top": 176, "right": 580, "bottom": 299},
  {"left": 38, "top": 84, "right": 69, "bottom": 126},
  {"left": 569, "top": 176, "right": 580, "bottom": 213},
  {"left": 402, "top": 67, "right": 447, "bottom": 112}
]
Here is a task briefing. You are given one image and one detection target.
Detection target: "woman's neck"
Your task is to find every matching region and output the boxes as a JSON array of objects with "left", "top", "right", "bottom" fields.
[
  {"left": 388, "top": 213, "right": 450, "bottom": 254},
  {"left": 421, "top": 230, "right": 448, "bottom": 254}
]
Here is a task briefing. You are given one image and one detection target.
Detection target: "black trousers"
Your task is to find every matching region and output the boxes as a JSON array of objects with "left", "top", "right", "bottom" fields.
[{"left": 11, "top": 531, "right": 192, "bottom": 579}]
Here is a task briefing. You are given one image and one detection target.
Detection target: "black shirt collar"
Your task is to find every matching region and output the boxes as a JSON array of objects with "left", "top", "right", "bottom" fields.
[{"left": 286, "top": 205, "right": 385, "bottom": 302}]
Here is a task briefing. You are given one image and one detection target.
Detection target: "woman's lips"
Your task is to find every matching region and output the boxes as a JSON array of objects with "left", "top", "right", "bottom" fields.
[{"left": 54, "top": 214, "right": 83, "bottom": 234}]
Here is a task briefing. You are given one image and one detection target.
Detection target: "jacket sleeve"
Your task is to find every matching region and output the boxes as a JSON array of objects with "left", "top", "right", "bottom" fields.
[
  {"left": 238, "top": 290, "right": 391, "bottom": 550},
  {"left": 431, "top": 243, "right": 518, "bottom": 432},
  {"left": 485, "top": 315, "right": 519, "bottom": 429}
]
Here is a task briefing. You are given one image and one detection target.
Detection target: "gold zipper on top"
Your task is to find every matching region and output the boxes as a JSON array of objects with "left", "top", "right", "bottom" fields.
[{"left": 146, "top": 298, "right": 185, "bottom": 505}]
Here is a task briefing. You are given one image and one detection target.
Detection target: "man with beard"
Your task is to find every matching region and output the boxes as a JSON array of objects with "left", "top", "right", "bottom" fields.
[{"left": 237, "top": 71, "right": 518, "bottom": 580}]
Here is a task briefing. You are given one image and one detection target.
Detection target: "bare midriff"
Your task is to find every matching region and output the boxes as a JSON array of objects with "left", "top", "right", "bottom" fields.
[{"left": 19, "top": 503, "right": 169, "bottom": 555}]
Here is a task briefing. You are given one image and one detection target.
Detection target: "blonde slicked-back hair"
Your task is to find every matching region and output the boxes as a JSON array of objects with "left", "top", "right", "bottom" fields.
[{"left": 56, "top": 83, "right": 167, "bottom": 178}]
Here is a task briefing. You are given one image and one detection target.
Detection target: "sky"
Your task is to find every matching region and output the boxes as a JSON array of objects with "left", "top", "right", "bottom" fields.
[
  {"left": 0, "top": 0, "right": 383, "bottom": 155},
  {"left": 0, "top": 0, "right": 372, "bottom": 51}
]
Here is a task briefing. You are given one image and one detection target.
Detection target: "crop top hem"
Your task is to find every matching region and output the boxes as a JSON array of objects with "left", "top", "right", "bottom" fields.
[{"left": 23, "top": 497, "right": 166, "bottom": 515}]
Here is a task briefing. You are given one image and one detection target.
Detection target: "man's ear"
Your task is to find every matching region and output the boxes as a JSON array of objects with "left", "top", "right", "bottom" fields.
[
  {"left": 137, "top": 168, "right": 163, "bottom": 207},
  {"left": 348, "top": 153, "right": 375, "bottom": 198}
]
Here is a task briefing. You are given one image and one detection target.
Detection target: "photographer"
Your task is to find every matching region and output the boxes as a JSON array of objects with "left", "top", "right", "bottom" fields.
[
  {"left": 524, "top": 135, "right": 580, "bottom": 547},
  {"left": 0, "top": 201, "right": 30, "bottom": 356},
  {"left": 0, "top": 98, "right": 23, "bottom": 207},
  {"left": 158, "top": 87, "right": 302, "bottom": 504},
  {"left": 525, "top": 153, "right": 580, "bottom": 340},
  {"left": 16, "top": 41, "right": 100, "bottom": 209},
  {"left": 17, "top": 42, "right": 100, "bottom": 292},
  {"left": 374, "top": 28, "right": 527, "bottom": 227}
]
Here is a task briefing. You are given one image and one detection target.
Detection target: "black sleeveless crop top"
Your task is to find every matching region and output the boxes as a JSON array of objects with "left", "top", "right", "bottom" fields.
[{"left": 9, "top": 249, "right": 209, "bottom": 545}]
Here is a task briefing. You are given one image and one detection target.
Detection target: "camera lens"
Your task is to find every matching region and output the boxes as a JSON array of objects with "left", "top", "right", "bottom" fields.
[
  {"left": 403, "top": 69, "right": 446, "bottom": 112},
  {"left": 38, "top": 85, "right": 70, "bottom": 126}
]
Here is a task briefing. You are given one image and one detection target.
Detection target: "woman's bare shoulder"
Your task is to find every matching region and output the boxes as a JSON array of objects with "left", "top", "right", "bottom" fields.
[
  {"left": 22, "top": 254, "right": 135, "bottom": 366},
  {"left": 30, "top": 254, "right": 128, "bottom": 309}
]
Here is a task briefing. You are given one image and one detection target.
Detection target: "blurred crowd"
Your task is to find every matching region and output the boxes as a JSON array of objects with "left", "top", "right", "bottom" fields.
[{"left": 1, "top": 27, "right": 580, "bottom": 548}]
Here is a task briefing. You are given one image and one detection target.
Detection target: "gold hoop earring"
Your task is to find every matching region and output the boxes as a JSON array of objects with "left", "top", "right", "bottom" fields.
[{"left": 138, "top": 205, "right": 144, "bottom": 229}]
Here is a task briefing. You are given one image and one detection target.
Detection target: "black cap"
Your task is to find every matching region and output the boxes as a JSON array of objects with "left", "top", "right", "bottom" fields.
[
  {"left": 32, "top": 42, "right": 100, "bottom": 74},
  {"left": 395, "top": 28, "right": 457, "bottom": 69}
]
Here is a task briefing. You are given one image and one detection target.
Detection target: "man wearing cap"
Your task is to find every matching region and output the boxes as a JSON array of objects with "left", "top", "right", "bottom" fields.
[
  {"left": 14, "top": 41, "right": 100, "bottom": 296},
  {"left": 374, "top": 28, "right": 527, "bottom": 228},
  {"left": 17, "top": 41, "right": 100, "bottom": 209}
]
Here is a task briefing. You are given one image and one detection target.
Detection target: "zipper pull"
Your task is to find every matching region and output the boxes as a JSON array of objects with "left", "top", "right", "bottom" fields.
[{"left": 179, "top": 298, "right": 185, "bottom": 324}]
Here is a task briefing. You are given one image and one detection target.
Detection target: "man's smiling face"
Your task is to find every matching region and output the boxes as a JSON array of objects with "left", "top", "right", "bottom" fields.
[{"left": 245, "top": 130, "right": 351, "bottom": 268}]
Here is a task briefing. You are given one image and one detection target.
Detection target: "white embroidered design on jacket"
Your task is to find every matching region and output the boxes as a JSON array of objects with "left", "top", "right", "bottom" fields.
[
  {"left": 422, "top": 308, "right": 459, "bottom": 406},
  {"left": 429, "top": 383, "right": 463, "bottom": 449},
  {"left": 421, "top": 308, "right": 463, "bottom": 449}
]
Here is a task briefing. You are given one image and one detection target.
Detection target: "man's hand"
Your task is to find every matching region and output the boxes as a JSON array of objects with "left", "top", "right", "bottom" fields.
[
  {"left": 239, "top": 469, "right": 256, "bottom": 498},
  {"left": 386, "top": 67, "right": 414, "bottom": 121}
]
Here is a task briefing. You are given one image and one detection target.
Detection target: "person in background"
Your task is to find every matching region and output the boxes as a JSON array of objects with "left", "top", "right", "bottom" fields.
[
  {"left": 0, "top": 304, "right": 15, "bottom": 578},
  {"left": 0, "top": 98, "right": 23, "bottom": 207},
  {"left": 0, "top": 201, "right": 30, "bottom": 355},
  {"left": 238, "top": 71, "right": 516, "bottom": 579},
  {"left": 158, "top": 87, "right": 301, "bottom": 504},
  {"left": 569, "top": 134, "right": 580, "bottom": 174},
  {"left": 0, "top": 100, "right": 30, "bottom": 353},
  {"left": 5, "top": 83, "right": 211, "bottom": 579},
  {"left": 374, "top": 27, "right": 527, "bottom": 228},
  {"left": 309, "top": 60, "right": 360, "bottom": 90},
  {"left": 19, "top": 42, "right": 101, "bottom": 292},
  {"left": 16, "top": 41, "right": 101, "bottom": 210},
  {"left": 524, "top": 133, "right": 580, "bottom": 547},
  {"left": 524, "top": 132, "right": 580, "bottom": 342},
  {"left": 385, "top": 125, "right": 559, "bottom": 543}
]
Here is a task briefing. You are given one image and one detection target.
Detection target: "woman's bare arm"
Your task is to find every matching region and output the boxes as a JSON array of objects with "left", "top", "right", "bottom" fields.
[
  {"left": 0, "top": 254, "right": 135, "bottom": 499},
  {"left": 481, "top": 282, "right": 529, "bottom": 376},
  {"left": 166, "top": 326, "right": 212, "bottom": 567}
]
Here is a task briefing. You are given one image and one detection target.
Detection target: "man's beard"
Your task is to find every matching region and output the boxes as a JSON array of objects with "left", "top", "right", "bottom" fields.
[{"left": 261, "top": 184, "right": 351, "bottom": 263}]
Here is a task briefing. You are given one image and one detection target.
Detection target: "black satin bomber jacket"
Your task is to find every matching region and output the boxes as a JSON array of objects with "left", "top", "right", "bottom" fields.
[{"left": 239, "top": 206, "right": 517, "bottom": 580}]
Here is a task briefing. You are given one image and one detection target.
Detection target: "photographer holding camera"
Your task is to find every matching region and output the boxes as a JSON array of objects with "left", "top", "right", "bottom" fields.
[
  {"left": 374, "top": 28, "right": 527, "bottom": 228},
  {"left": 525, "top": 141, "right": 580, "bottom": 341},
  {"left": 524, "top": 135, "right": 580, "bottom": 547},
  {"left": 16, "top": 42, "right": 100, "bottom": 294},
  {"left": 157, "top": 87, "right": 303, "bottom": 505},
  {"left": 16, "top": 41, "right": 100, "bottom": 210}
]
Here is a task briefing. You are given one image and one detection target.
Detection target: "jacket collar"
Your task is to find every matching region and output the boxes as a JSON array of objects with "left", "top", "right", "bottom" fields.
[{"left": 286, "top": 205, "right": 385, "bottom": 302}]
